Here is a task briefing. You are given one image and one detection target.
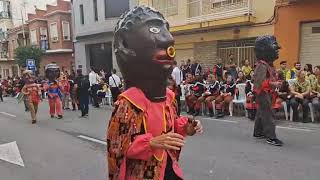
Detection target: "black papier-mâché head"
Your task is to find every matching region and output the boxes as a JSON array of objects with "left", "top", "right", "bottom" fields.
[
  {"left": 45, "top": 63, "right": 60, "bottom": 82},
  {"left": 114, "top": 6, "right": 176, "bottom": 102},
  {"left": 255, "top": 35, "right": 281, "bottom": 64}
]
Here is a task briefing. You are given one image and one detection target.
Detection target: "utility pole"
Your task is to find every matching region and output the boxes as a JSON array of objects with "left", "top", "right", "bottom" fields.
[{"left": 20, "top": 0, "right": 27, "bottom": 46}]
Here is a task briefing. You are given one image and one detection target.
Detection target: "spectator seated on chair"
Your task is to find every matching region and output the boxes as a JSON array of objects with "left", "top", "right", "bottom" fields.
[
  {"left": 245, "top": 79, "right": 257, "bottom": 121},
  {"left": 289, "top": 70, "right": 311, "bottom": 123},
  {"left": 97, "top": 80, "right": 108, "bottom": 98},
  {"left": 310, "top": 65, "right": 320, "bottom": 121},
  {"left": 273, "top": 73, "right": 291, "bottom": 110},
  {"left": 236, "top": 71, "right": 247, "bottom": 84},
  {"left": 186, "top": 75, "right": 206, "bottom": 116},
  {"left": 197, "top": 74, "right": 221, "bottom": 117},
  {"left": 215, "top": 73, "right": 236, "bottom": 118}
]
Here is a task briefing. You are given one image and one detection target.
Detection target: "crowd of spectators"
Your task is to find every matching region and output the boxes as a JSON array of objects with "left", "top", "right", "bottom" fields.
[
  {"left": 171, "top": 58, "right": 320, "bottom": 123},
  {"left": 0, "top": 68, "right": 124, "bottom": 117}
]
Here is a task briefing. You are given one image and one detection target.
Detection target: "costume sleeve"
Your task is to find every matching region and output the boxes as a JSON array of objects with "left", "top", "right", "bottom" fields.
[
  {"left": 126, "top": 133, "right": 154, "bottom": 160},
  {"left": 253, "top": 63, "right": 267, "bottom": 89},
  {"left": 107, "top": 98, "right": 154, "bottom": 176}
]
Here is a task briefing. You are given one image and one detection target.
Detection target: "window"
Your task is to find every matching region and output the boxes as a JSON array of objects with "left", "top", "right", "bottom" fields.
[
  {"left": 104, "top": 0, "right": 129, "bottom": 18},
  {"left": 30, "top": 29, "right": 37, "bottom": 45},
  {"left": 187, "top": 0, "right": 201, "bottom": 18},
  {"left": 312, "top": 27, "right": 320, "bottom": 34},
  {"left": 49, "top": 22, "right": 58, "bottom": 42},
  {"left": 40, "top": 27, "right": 48, "bottom": 40},
  {"left": 211, "top": 0, "right": 244, "bottom": 9},
  {"left": 62, "top": 21, "right": 71, "bottom": 40},
  {"left": 80, "top": 4, "right": 84, "bottom": 24},
  {"left": 93, "top": 0, "right": 98, "bottom": 21},
  {"left": 152, "top": 0, "right": 178, "bottom": 17}
]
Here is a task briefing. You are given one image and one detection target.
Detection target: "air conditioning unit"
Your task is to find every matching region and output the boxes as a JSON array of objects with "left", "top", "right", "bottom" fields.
[
  {"left": 51, "top": 37, "right": 58, "bottom": 42},
  {"left": 63, "top": 36, "right": 69, "bottom": 40}
]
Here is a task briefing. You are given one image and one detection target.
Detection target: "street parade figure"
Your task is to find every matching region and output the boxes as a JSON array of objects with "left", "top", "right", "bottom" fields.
[
  {"left": 253, "top": 35, "right": 283, "bottom": 146},
  {"left": 59, "top": 73, "right": 71, "bottom": 110},
  {"left": 21, "top": 70, "right": 41, "bottom": 124},
  {"left": 107, "top": 6, "right": 203, "bottom": 180},
  {"left": 44, "top": 63, "right": 63, "bottom": 119}
]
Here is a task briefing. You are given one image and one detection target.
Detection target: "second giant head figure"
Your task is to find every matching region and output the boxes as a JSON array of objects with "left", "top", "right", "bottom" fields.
[
  {"left": 114, "top": 6, "right": 176, "bottom": 102},
  {"left": 254, "top": 35, "right": 281, "bottom": 64},
  {"left": 45, "top": 63, "right": 60, "bottom": 82}
]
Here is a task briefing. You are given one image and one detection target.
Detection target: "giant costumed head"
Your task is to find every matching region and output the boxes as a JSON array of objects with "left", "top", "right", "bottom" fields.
[
  {"left": 114, "top": 6, "right": 176, "bottom": 102},
  {"left": 45, "top": 63, "right": 60, "bottom": 82},
  {"left": 254, "top": 35, "right": 281, "bottom": 64},
  {"left": 22, "top": 70, "right": 35, "bottom": 84}
]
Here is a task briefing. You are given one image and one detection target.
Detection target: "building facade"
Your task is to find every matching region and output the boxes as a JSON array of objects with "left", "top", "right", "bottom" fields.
[
  {"left": 10, "top": 0, "right": 63, "bottom": 27},
  {"left": 135, "top": 0, "right": 276, "bottom": 68},
  {"left": 0, "top": 0, "right": 15, "bottom": 78},
  {"left": 0, "top": 25, "right": 30, "bottom": 78},
  {"left": 71, "top": 0, "right": 130, "bottom": 75},
  {"left": 27, "top": 0, "right": 74, "bottom": 75},
  {"left": 275, "top": 0, "right": 320, "bottom": 67}
]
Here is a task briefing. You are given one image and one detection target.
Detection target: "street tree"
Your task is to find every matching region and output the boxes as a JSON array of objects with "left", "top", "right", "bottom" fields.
[{"left": 14, "top": 46, "right": 44, "bottom": 68}]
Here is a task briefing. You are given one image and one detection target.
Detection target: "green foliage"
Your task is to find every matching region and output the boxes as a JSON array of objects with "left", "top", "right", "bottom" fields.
[{"left": 14, "top": 46, "right": 44, "bottom": 67}]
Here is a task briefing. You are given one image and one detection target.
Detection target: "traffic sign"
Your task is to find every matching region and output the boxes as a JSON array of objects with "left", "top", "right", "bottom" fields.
[{"left": 26, "top": 59, "right": 36, "bottom": 72}]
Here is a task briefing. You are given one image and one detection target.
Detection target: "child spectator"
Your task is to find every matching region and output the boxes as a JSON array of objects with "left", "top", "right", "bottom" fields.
[
  {"left": 185, "top": 75, "right": 206, "bottom": 116},
  {"left": 215, "top": 73, "right": 236, "bottom": 118},
  {"left": 197, "top": 74, "right": 220, "bottom": 117},
  {"left": 245, "top": 79, "right": 256, "bottom": 120},
  {"left": 236, "top": 71, "right": 246, "bottom": 84},
  {"left": 241, "top": 59, "right": 252, "bottom": 79}
]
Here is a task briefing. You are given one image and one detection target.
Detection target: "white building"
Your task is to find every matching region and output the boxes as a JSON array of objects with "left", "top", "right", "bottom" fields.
[{"left": 71, "top": 0, "right": 130, "bottom": 75}]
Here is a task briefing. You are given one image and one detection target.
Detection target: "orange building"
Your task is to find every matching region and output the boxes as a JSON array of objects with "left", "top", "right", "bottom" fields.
[{"left": 275, "top": 0, "right": 320, "bottom": 68}]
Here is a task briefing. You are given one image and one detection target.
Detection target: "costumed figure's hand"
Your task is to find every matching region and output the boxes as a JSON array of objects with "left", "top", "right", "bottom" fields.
[
  {"left": 150, "top": 133, "right": 185, "bottom": 151},
  {"left": 184, "top": 118, "right": 203, "bottom": 136}
]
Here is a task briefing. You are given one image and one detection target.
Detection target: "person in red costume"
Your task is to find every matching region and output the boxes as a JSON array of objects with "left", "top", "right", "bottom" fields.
[
  {"left": 253, "top": 36, "right": 283, "bottom": 146},
  {"left": 59, "top": 73, "right": 71, "bottom": 110},
  {"left": 21, "top": 70, "right": 41, "bottom": 124},
  {"left": 107, "top": 6, "right": 203, "bottom": 180}
]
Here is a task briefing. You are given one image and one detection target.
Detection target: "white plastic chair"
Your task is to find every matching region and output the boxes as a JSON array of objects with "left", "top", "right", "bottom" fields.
[
  {"left": 105, "top": 89, "right": 112, "bottom": 106},
  {"left": 229, "top": 83, "right": 246, "bottom": 116}
]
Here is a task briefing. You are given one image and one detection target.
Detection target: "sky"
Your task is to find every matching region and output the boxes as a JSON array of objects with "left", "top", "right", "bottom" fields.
[{"left": 11, "top": 0, "right": 70, "bottom": 26}]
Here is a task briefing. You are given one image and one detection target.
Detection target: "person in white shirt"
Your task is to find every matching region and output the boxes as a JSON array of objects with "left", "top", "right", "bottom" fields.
[
  {"left": 89, "top": 67, "right": 100, "bottom": 107},
  {"left": 109, "top": 69, "right": 121, "bottom": 103},
  {"left": 171, "top": 60, "right": 183, "bottom": 115}
]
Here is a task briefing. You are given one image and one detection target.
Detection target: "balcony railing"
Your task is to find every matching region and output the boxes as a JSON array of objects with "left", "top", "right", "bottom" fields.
[{"left": 187, "top": 0, "right": 254, "bottom": 23}]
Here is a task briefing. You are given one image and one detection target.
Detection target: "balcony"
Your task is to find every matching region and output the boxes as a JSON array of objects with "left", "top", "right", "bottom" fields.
[{"left": 187, "top": 0, "right": 254, "bottom": 23}]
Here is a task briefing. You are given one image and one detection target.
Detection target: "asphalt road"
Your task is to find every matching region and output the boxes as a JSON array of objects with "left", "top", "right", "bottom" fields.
[{"left": 1, "top": 97, "right": 320, "bottom": 180}]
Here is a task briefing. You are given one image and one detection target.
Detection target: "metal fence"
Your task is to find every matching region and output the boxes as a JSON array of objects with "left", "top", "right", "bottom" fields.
[{"left": 217, "top": 46, "right": 256, "bottom": 67}]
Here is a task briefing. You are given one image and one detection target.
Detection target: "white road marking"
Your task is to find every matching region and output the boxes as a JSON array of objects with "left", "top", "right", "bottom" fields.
[
  {"left": 0, "top": 112, "right": 17, "bottom": 118},
  {"left": 0, "top": 141, "right": 25, "bottom": 167},
  {"left": 276, "top": 126, "right": 313, "bottom": 132},
  {"left": 202, "top": 117, "right": 238, "bottom": 124},
  {"left": 78, "top": 135, "right": 107, "bottom": 145}
]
